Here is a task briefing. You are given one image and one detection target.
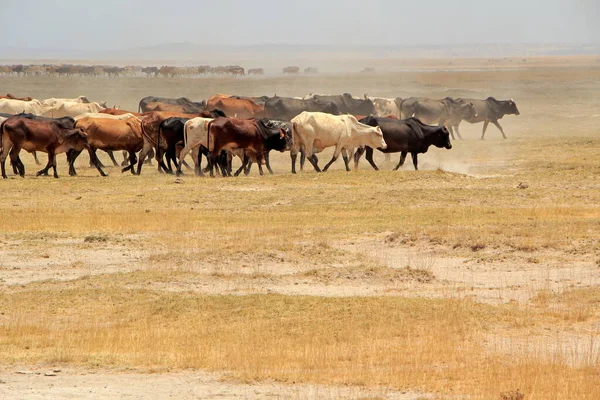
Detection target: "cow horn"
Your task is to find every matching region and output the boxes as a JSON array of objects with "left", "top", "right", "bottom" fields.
[
  {"left": 364, "top": 93, "right": 369, "bottom": 100},
  {"left": 510, "top": 98, "right": 514, "bottom": 102}
]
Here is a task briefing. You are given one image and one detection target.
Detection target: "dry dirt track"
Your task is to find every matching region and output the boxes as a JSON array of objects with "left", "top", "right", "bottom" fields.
[{"left": 0, "top": 58, "right": 599, "bottom": 399}]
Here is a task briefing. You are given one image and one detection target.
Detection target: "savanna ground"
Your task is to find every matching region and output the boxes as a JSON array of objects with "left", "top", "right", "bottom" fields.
[{"left": 0, "top": 57, "right": 599, "bottom": 399}]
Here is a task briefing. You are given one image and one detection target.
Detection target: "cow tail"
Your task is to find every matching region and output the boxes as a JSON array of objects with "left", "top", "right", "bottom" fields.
[
  {"left": 206, "top": 120, "right": 214, "bottom": 154},
  {"left": 0, "top": 119, "right": 6, "bottom": 152}
]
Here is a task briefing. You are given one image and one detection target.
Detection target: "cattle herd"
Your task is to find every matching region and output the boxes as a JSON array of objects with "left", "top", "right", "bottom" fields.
[
  {"left": 0, "top": 64, "right": 323, "bottom": 77},
  {"left": 0, "top": 91, "right": 520, "bottom": 179}
]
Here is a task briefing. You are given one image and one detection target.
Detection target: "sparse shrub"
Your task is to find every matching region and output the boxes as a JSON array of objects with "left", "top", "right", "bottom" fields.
[{"left": 83, "top": 235, "right": 108, "bottom": 243}]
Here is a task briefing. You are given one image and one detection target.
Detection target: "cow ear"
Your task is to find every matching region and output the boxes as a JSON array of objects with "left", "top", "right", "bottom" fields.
[{"left": 279, "top": 128, "right": 286, "bottom": 139}]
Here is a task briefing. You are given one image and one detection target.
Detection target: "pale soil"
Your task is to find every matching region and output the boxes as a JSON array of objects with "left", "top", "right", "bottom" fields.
[{"left": 0, "top": 368, "right": 427, "bottom": 400}]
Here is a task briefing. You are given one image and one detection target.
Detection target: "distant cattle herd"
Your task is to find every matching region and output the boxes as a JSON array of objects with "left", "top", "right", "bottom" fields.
[
  {"left": 0, "top": 90, "right": 520, "bottom": 179},
  {"left": 0, "top": 64, "right": 325, "bottom": 77}
]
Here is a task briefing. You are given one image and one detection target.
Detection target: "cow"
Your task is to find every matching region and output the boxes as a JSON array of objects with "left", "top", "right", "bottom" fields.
[
  {"left": 227, "top": 95, "right": 271, "bottom": 106},
  {"left": 74, "top": 112, "right": 140, "bottom": 121},
  {"left": 177, "top": 117, "right": 213, "bottom": 176},
  {"left": 41, "top": 96, "right": 91, "bottom": 107},
  {"left": 43, "top": 101, "right": 106, "bottom": 118},
  {"left": 283, "top": 66, "right": 300, "bottom": 74},
  {"left": 305, "top": 93, "right": 375, "bottom": 116},
  {"left": 0, "top": 99, "right": 49, "bottom": 116},
  {"left": 0, "top": 94, "right": 34, "bottom": 101},
  {"left": 354, "top": 116, "right": 452, "bottom": 171},
  {"left": 248, "top": 68, "right": 264, "bottom": 75},
  {"left": 452, "top": 97, "right": 520, "bottom": 139},
  {"left": 138, "top": 96, "right": 205, "bottom": 113},
  {"left": 0, "top": 116, "right": 106, "bottom": 178},
  {"left": 100, "top": 108, "right": 143, "bottom": 116},
  {"left": 218, "top": 119, "right": 294, "bottom": 176},
  {"left": 264, "top": 96, "right": 340, "bottom": 121},
  {"left": 70, "top": 117, "right": 143, "bottom": 175},
  {"left": 399, "top": 97, "right": 477, "bottom": 140},
  {"left": 142, "top": 66, "right": 159, "bottom": 77},
  {"left": 204, "top": 117, "right": 290, "bottom": 177},
  {"left": 205, "top": 96, "right": 265, "bottom": 119},
  {"left": 366, "top": 96, "right": 403, "bottom": 118},
  {"left": 304, "top": 67, "right": 319, "bottom": 74},
  {"left": 291, "top": 112, "right": 387, "bottom": 172}
]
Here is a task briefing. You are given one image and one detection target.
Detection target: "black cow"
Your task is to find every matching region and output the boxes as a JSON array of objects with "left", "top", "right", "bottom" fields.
[
  {"left": 138, "top": 96, "right": 206, "bottom": 113},
  {"left": 307, "top": 93, "right": 375, "bottom": 116},
  {"left": 264, "top": 96, "right": 340, "bottom": 121},
  {"left": 399, "top": 97, "right": 477, "bottom": 140},
  {"left": 453, "top": 97, "right": 520, "bottom": 139},
  {"left": 355, "top": 116, "right": 452, "bottom": 171}
]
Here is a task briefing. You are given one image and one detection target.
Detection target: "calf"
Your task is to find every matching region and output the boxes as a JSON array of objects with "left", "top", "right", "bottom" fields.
[
  {"left": 355, "top": 116, "right": 452, "bottom": 171},
  {"left": 0, "top": 116, "right": 106, "bottom": 178}
]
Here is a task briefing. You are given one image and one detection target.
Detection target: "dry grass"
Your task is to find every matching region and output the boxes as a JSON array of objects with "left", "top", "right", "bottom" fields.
[
  {"left": 0, "top": 281, "right": 598, "bottom": 399},
  {"left": 0, "top": 59, "right": 599, "bottom": 399}
]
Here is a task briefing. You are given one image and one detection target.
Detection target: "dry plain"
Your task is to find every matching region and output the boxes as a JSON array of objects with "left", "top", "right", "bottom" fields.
[{"left": 0, "top": 57, "right": 599, "bottom": 399}]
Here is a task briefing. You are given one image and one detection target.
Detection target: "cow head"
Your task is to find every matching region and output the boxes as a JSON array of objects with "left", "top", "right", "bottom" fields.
[
  {"left": 63, "top": 129, "right": 89, "bottom": 151},
  {"left": 433, "top": 126, "right": 452, "bottom": 150},
  {"left": 461, "top": 102, "right": 478, "bottom": 119},
  {"left": 506, "top": 99, "right": 520, "bottom": 116},
  {"left": 362, "top": 125, "right": 387, "bottom": 150},
  {"left": 99, "top": 101, "right": 108, "bottom": 108}
]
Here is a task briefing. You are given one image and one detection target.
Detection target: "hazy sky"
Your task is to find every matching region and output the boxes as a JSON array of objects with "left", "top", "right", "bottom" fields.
[{"left": 1, "top": 0, "right": 598, "bottom": 50}]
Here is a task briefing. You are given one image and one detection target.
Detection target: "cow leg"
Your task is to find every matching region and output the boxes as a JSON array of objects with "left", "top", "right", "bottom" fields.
[
  {"left": 300, "top": 149, "right": 307, "bottom": 171},
  {"left": 341, "top": 149, "right": 351, "bottom": 172},
  {"left": 491, "top": 121, "right": 507, "bottom": 139},
  {"left": 453, "top": 123, "right": 463, "bottom": 140},
  {"left": 88, "top": 147, "right": 107, "bottom": 177},
  {"left": 145, "top": 148, "right": 154, "bottom": 165},
  {"left": 322, "top": 147, "right": 342, "bottom": 172},
  {"left": 106, "top": 151, "right": 119, "bottom": 167},
  {"left": 121, "top": 150, "right": 129, "bottom": 167},
  {"left": 32, "top": 151, "right": 41, "bottom": 166},
  {"left": 365, "top": 147, "right": 379, "bottom": 171},
  {"left": 291, "top": 151, "right": 298, "bottom": 174},
  {"left": 182, "top": 160, "right": 192, "bottom": 170},
  {"left": 134, "top": 140, "right": 153, "bottom": 175},
  {"left": 307, "top": 154, "right": 321, "bottom": 172},
  {"left": 0, "top": 145, "right": 12, "bottom": 179},
  {"left": 411, "top": 152, "right": 419, "bottom": 170},
  {"left": 394, "top": 152, "right": 408, "bottom": 171},
  {"left": 51, "top": 151, "right": 59, "bottom": 179},
  {"left": 127, "top": 151, "right": 138, "bottom": 174},
  {"left": 353, "top": 147, "right": 365, "bottom": 170},
  {"left": 264, "top": 151, "right": 273, "bottom": 174},
  {"left": 68, "top": 149, "right": 83, "bottom": 176},
  {"left": 256, "top": 157, "right": 264, "bottom": 176},
  {"left": 234, "top": 154, "right": 249, "bottom": 177},
  {"left": 481, "top": 121, "right": 490, "bottom": 140},
  {"left": 37, "top": 150, "right": 54, "bottom": 177}
]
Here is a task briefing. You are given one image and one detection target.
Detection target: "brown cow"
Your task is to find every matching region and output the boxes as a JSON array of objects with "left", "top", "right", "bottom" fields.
[
  {"left": 100, "top": 107, "right": 144, "bottom": 117},
  {"left": 205, "top": 96, "right": 265, "bottom": 119},
  {"left": 71, "top": 117, "right": 143, "bottom": 175},
  {"left": 0, "top": 116, "right": 105, "bottom": 178},
  {"left": 205, "top": 117, "right": 289, "bottom": 177},
  {"left": 0, "top": 94, "right": 34, "bottom": 101},
  {"left": 142, "top": 102, "right": 205, "bottom": 114}
]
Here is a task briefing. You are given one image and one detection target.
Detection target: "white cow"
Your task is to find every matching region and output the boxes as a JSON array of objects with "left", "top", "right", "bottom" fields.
[
  {"left": 0, "top": 98, "right": 49, "bottom": 116},
  {"left": 176, "top": 117, "right": 214, "bottom": 176},
  {"left": 367, "top": 96, "right": 403, "bottom": 118},
  {"left": 43, "top": 102, "right": 106, "bottom": 118},
  {"left": 291, "top": 112, "right": 386, "bottom": 172},
  {"left": 41, "top": 96, "right": 91, "bottom": 106},
  {"left": 74, "top": 112, "right": 139, "bottom": 121}
]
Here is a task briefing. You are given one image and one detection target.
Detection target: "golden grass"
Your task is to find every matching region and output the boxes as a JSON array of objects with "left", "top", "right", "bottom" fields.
[{"left": 0, "top": 281, "right": 598, "bottom": 399}]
